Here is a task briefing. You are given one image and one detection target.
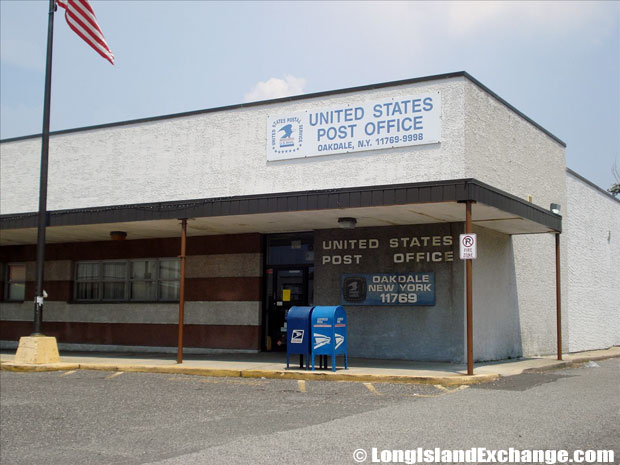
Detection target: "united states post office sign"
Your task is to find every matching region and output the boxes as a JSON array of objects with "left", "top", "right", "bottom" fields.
[
  {"left": 340, "top": 272, "right": 435, "bottom": 306},
  {"left": 267, "top": 92, "right": 441, "bottom": 160}
]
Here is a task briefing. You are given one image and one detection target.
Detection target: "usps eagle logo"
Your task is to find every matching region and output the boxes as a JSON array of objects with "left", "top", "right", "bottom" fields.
[
  {"left": 291, "top": 329, "right": 304, "bottom": 344},
  {"left": 279, "top": 124, "right": 294, "bottom": 146},
  {"left": 271, "top": 116, "right": 303, "bottom": 154},
  {"left": 313, "top": 333, "right": 331, "bottom": 349}
]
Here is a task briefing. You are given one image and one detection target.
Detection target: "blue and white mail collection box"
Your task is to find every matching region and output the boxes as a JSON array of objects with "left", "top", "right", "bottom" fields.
[
  {"left": 286, "top": 306, "right": 314, "bottom": 369},
  {"left": 311, "top": 306, "right": 348, "bottom": 372}
]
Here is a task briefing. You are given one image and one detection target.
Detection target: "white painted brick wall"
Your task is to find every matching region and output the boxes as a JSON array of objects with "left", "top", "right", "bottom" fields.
[
  {"left": 471, "top": 225, "right": 522, "bottom": 361},
  {"left": 1, "top": 78, "right": 466, "bottom": 214},
  {"left": 565, "top": 173, "right": 620, "bottom": 352},
  {"left": 463, "top": 80, "right": 566, "bottom": 209},
  {"left": 463, "top": 80, "right": 568, "bottom": 357}
]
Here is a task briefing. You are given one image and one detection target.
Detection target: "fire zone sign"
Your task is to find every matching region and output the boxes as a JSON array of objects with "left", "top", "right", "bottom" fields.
[{"left": 459, "top": 234, "right": 477, "bottom": 259}]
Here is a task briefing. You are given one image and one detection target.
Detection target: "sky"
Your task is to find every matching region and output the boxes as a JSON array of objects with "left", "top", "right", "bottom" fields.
[{"left": 1, "top": 1, "right": 618, "bottom": 191}]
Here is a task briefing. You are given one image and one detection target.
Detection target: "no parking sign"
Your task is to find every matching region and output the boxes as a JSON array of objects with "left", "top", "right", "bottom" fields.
[{"left": 460, "top": 234, "right": 477, "bottom": 259}]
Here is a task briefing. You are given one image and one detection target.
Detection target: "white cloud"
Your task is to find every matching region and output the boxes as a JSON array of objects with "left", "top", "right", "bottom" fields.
[
  {"left": 351, "top": 1, "right": 616, "bottom": 48},
  {"left": 244, "top": 75, "right": 307, "bottom": 102},
  {"left": 442, "top": 1, "right": 616, "bottom": 43}
]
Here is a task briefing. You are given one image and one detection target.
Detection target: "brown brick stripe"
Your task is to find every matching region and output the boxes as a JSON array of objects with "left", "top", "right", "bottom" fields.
[
  {"left": 184, "top": 277, "right": 260, "bottom": 301},
  {"left": 0, "top": 233, "right": 262, "bottom": 262},
  {"left": 0, "top": 321, "right": 260, "bottom": 350}
]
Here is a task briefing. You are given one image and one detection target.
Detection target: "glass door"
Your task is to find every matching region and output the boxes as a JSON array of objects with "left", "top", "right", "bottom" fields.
[
  {"left": 266, "top": 268, "right": 308, "bottom": 351},
  {"left": 263, "top": 232, "right": 314, "bottom": 351}
]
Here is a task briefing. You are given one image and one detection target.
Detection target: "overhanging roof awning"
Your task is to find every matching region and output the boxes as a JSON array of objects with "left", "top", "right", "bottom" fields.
[{"left": 0, "top": 179, "right": 561, "bottom": 245}]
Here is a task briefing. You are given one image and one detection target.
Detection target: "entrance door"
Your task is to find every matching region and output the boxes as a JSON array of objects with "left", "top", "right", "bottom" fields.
[
  {"left": 265, "top": 267, "right": 310, "bottom": 351},
  {"left": 263, "top": 232, "right": 314, "bottom": 351}
]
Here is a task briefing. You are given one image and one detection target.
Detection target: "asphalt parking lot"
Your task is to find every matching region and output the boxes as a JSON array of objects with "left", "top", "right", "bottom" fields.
[{"left": 1, "top": 358, "right": 619, "bottom": 465}]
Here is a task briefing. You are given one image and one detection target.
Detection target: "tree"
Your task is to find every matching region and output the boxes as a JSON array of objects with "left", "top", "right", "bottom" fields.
[{"left": 609, "top": 160, "right": 620, "bottom": 197}]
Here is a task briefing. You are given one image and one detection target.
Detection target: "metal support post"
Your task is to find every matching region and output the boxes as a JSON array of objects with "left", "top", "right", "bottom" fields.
[
  {"left": 32, "top": 0, "right": 57, "bottom": 336},
  {"left": 177, "top": 219, "right": 188, "bottom": 364},
  {"left": 466, "top": 201, "right": 474, "bottom": 375},
  {"left": 555, "top": 233, "right": 562, "bottom": 361}
]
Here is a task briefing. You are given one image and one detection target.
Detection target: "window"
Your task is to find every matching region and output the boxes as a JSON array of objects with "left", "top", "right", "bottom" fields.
[
  {"left": 103, "top": 261, "right": 127, "bottom": 300},
  {"left": 76, "top": 262, "right": 101, "bottom": 300},
  {"left": 6, "top": 264, "right": 26, "bottom": 301},
  {"left": 75, "top": 258, "right": 180, "bottom": 302},
  {"left": 159, "top": 259, "right": 181, "bottom": 301},
  {"left": 130, "top": 260, "right": 157, "bottom": 300},
  {"left": 266, "top": 233, "right": 314, "bottom": 265}
]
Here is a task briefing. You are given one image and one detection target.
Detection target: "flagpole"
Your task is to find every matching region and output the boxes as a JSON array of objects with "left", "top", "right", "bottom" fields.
[{"left": 32, "top": 0, "right": 57, "bottom": 336}]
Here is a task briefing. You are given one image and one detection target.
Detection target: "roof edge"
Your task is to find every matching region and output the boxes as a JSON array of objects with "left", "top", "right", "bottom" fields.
[
  {"left": 0, "top": 178, "right": 561, "bottom": 233},
  {"left": 0, "top": 71, "right": 466, "bottom": 143},
  {"left": 567, "top": 168, "right": 620, "bottom": 203},
  {"left": 461, "top": 72, "right": 566, "bottom": 147},
  {"left": 1, "top": 71, "right": 564, "bottom": 147}
]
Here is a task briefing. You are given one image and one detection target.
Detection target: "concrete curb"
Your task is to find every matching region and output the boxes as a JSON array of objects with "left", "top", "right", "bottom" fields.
[
  {"left": 522, "top": 352, "right": 620, "bottom": 374},
  {"left": 0, "top": 360, "right": 498, "bottom": 385},
  {"left": 241, "top": 369, "right": 499, "bottom": 385},
  {"left": 0, "top": 362, "right": 80, "bottom": 373},
  {"left": 0, "top": 361, "right": 243, "bottom": 379},
  {"left": 2, "top": 348, "right": 617, "bottom": 384},
  {"left": 570, "top": 352, "right": 620, "bottom": 363},
  {"left": 79, "top": 363, "right": 243, "bottom": 379}
]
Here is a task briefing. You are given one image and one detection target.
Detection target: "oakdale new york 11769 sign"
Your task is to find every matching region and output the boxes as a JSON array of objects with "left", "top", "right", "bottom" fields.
[
  {"left": 341, "top": 272, "right": 435, "bottom": 306},
  {"left": 267, "top": 93, "right": 441, "bottom": 161}
]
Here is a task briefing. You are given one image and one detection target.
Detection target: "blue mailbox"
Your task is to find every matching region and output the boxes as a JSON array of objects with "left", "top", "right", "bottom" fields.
[
  {"left": 311, "top": 306, "right": 348, "bottom": 372},
  {"left": 286, "top": 306, "right": 314, "bottom": 369}
]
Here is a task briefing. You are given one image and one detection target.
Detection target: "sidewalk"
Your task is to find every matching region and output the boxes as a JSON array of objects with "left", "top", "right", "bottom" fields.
[{"left": 1, "top": 346, "right": 618, "bottom": 386}]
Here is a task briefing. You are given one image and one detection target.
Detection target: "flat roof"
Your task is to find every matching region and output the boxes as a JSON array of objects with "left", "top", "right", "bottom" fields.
[
  {"left": 0, "top": 71, "right": 566, "bottom": 147},
  {"left": 567, "top": 168, "right": 620, "bottom": 203}
]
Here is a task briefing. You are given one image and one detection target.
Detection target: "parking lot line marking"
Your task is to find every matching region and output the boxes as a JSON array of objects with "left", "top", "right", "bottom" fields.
[
  {"left": 166, "top": 377, "right": 264, "bottom": 386},
  {"left": 199, "top": 378, "right": 263, "bottom": 386},
  {"left": 363, "top": 382, "right": 382, "bottom": 395},
  {"left": 105, "top": 372, "right": 124, "bottom": 380},
  {"left": 297, "top": 380, "right": 306, "bottom": 393},
  {"left": 60, "top": 370, "right": 76, "bottom": 376},
  {"left": 433, "top": 384, "right": 469, "bottom": 394}
]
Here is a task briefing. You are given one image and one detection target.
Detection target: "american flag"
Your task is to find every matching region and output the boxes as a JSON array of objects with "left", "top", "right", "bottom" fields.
[{"left": 56, "top": 0, "right": 114, "bottom": 65}]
